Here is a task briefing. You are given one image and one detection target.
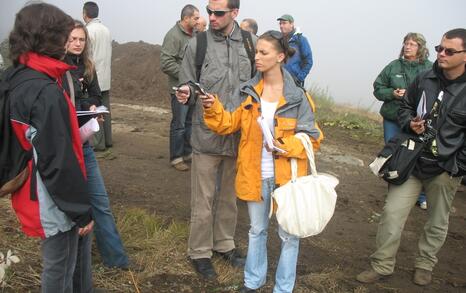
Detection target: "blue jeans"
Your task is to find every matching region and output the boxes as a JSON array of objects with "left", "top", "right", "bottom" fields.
[
  {"left": 383, "top": 119, "right": 426, "bottom": 203},
  {"left": 244, "top": 177, "right": 300, "bottom": 293},
  {"left": 41, "top": 226, "right": 92, "bottom": 293},
  {"left": 383, "top": 119, "right": 401, "bottom": 144},
  {"left": 83, "top": 144, "right": 129, "bottom": 267},
  {"left": 169, "top": 94, "right": 193, "bottom": 161}
]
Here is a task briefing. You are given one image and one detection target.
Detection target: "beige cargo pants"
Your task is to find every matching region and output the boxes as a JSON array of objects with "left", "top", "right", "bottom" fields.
[
  {"left": 370, "top": 172, "right": 461, "bottom": 275},
  {"left": 188, "top": 153, "right": 238, "bottom": 259}
]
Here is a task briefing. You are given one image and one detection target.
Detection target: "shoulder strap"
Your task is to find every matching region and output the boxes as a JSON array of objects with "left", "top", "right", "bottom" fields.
[
  {"left": 240, "top": 29, "right": 255, "bottom": 77},
  {"left": 195, "top": 31, "right": 207, "bottom": 82},
  {"left": 65, "top": 71, "right": 75, "bottom": 106}
]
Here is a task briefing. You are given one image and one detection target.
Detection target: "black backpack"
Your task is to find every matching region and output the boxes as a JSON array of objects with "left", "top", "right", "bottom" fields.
[
  {"left": 195, "top": 29, "right": 255, "bottom": 82},
  {"left": 0, "top": 66, "right": 50, "bottom": 197}
]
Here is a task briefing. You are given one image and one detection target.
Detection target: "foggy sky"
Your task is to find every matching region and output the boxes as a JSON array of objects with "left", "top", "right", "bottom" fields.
[{"left": 1, "top": 0, "right": 465, "bottom": 110}]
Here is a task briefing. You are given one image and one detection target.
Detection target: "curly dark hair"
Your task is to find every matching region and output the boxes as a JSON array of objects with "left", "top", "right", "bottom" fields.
[{"left": 9, "top": 3, "right": 74, "bottom": 66}]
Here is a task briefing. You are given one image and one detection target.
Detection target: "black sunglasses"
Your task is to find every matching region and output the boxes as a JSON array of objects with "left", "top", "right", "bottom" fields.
[
  {"left": 262, "top": 30, "right": 287, "bottom": 51},
  {"left": 206, "top": 6, "right": 231, "bottom": 17},
  {"left": 435, "top": 45, "right": 466, "bottom": 56},
  {"left": 264, "top": 30, "right": 283, "bottom": 40}
]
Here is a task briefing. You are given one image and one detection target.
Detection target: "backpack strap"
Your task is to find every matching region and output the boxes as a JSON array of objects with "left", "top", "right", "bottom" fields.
[
  {"left": 195, "top": 31, "right": 208, "bottom": 82},
  {"left": 195, "top": 30, "right": 256, "bottom": 82},
  {"left": 240, "top": 29, "right": 256, "bottom": 77}
]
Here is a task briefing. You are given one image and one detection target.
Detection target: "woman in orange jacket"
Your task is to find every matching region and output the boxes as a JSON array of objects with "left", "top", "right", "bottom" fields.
[{"left": 200, "top": 31, "right": 323, "bottom": 293}]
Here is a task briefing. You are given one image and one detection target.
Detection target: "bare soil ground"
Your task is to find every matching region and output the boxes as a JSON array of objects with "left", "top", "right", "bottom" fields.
[
  {"left": 96, "top": 97, "right": 466, "bottom": 293},
  {"left": 1, "top": 42, "right": 466, "bottom": 292}
]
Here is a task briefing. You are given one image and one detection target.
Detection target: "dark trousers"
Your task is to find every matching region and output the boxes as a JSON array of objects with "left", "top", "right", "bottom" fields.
[
  {"left": 93, "top": 90, "right": 112, "bottom": 150},
  {"left": 41, "top": 227, "right": 92, "bottom": 293}
]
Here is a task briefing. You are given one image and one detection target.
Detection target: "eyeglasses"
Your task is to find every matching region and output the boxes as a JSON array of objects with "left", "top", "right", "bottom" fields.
[
  {"left": 434, "top": 45, "right": 466, "bottom": 56},
  {"left": 206, "top": 6, "right": 231, "bottom": 17}
]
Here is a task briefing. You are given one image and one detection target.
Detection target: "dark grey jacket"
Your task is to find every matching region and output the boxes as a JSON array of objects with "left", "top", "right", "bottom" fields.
[{"left": 179, "top": 22, "right": 254, "bottom": 156}]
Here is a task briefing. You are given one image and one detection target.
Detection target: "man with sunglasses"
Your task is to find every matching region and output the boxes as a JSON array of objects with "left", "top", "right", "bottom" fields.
[
  {"left": 176, "top": 0, "right": 254, "bottom": 280},
  {"left": 277, "top": 14, "right": 313, "bottom": 87},
  {"left": 357, "top": 28, "right": 466, "bottom": 286}
]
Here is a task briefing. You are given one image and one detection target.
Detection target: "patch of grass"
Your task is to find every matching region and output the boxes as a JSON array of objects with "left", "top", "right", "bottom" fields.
[
  {"left": 307, "top": 86, "right": 383, "bottom": 140},
  {"left": 0, "top": 202, "right": 243, "bottom": 292}
]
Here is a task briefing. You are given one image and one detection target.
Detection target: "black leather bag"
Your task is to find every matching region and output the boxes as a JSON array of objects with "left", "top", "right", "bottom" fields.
[{"left": 374, "top": 133, "right": 426, "bottom": 185}]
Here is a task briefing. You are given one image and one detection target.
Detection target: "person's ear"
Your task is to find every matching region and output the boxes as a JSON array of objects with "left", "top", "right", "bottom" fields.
[{"left": 231, "top": 9, "right": 239, "bottom": 19}]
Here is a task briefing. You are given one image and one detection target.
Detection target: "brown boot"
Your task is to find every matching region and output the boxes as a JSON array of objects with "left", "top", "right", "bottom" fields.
[
  {"left": 356, "top": 268, "right": 386, "bottom": 283},
  {"left": 413, "top": 268, "right": 432, "bottom": 286},
  {"left": 171, "top": 158, "right": 189, "bottom": 171}
]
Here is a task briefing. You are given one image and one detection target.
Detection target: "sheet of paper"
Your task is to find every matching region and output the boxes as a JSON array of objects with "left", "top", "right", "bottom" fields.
[
  {"left": 416, "top": 91, "right": 427, "bottom": 119},
  {"left": 76, "top": 105, "right": 109, "bottom": 117},
  {"left": 257, "top": 116, "right": 286, "bottom": 153},
  {"left": 79, "top": 117, "right": 99, "bottom": 143}
]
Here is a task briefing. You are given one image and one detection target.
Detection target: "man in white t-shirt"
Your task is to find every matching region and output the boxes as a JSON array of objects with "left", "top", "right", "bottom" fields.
[{"left": 83, "top": 1, "right": 112, "bottom": 151}]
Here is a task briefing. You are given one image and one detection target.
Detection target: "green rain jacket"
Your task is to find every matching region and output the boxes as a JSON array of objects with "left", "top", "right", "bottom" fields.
[{"left": 373, "top": 58, "right": 432, "bottom": 121}]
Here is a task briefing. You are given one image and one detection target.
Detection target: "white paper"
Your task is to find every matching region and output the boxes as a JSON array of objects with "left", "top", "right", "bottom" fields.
[
  {"left": 257, "top": 116, "right": 286, "bottom": 153},
  {"left": 79, "top": 118, "right": 100, "bottom": 143},
  {"left": 416, "top": 91, "right": 427, "bottom": 119},
  {"left": 76, "top": 105, "right": 109, "bottom": 117}
]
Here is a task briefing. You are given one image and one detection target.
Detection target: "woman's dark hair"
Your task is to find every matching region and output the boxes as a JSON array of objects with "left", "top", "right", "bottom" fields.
[
  {"left": 68, "top": 20, "right": 95, "bottom": 82},
  {"left": 259, "top": 30, "right": 295, "bottom": 63},
  {"left": 9, "top": 3, "right": 74, "bottom": 66}
]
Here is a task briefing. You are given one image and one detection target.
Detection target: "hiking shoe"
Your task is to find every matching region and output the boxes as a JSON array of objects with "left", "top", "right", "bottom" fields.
[
  {"left": 420, "top": 201, "right": 427, "bottom": 210},
  {"left": 356, "top": 268, "right": 386, "bottom": 283},
  {"left": 191, "top": 258, "right": 217, "bottom": 279},
  {"left": 120, "top": 260, "right": 144, "bottom": 272},
  {"left": 171, "top": 158, "right": 189, "bottom": 171},
  {"left": 239, "top": 286, "right": 257, "bottom": 293},
  {"left": 413, "top": 268, "right": 432, "bottom": 286},
  {"left": 214, "top": 249, "right": 245, "bottom": 268}
]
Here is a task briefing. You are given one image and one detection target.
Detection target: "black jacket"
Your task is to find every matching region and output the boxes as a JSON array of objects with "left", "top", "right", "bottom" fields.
[
  {"left": 63, "top": 54, "right": 102, "bottom": 112},
  {"left": 8, "top": 64, "right": 92, "bottom": 237},
  {"left": 399, "top": 63, "right": 466, "bottom": 176}
]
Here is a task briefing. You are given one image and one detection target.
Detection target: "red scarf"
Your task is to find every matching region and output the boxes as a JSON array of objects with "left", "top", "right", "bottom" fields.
[{"left": 19, "top": 52, "right": 86, "bottom": 178}]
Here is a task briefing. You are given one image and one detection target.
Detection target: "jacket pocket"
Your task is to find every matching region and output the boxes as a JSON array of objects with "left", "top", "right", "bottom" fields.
[
  {"left": 200, "top": 55, "right": 224, "bottom": 90},
  {"left": 448, "top": 110, "right": 466, "bottom": 127},
  {"left": 276, "top": 119, "right": 297, "bottom": 138},
  {"left": 389, "top": 74, "right": 407, "bottom": 89}
]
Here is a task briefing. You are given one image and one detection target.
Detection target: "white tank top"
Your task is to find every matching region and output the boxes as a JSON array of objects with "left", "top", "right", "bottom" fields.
[{"left": 260, "top": 99, "right": 279, "bottom": 179}]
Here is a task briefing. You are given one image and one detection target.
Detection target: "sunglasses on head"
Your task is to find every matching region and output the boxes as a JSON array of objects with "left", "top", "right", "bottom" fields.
[
  {"left": 264, "top": 30, "right": 283, "bottom": 40},
  {"left": 435, "top": 45, "right": 466, "bottom": 56},
  {"left": 206, "top": 6, "right": 231, "bottom": 17},
  {"left": 262, "top": 30, "right": 287, "bottom": 51}
]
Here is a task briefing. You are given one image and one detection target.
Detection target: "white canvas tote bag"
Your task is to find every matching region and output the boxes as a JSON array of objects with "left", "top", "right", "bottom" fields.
[{"left": 270, "top": 133, "right": 338, "bottom": 238}]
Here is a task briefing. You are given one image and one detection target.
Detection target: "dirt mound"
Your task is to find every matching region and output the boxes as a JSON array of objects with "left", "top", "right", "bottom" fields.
[{"left": 111, "top": 41, "right": 170, "bottom": 107}]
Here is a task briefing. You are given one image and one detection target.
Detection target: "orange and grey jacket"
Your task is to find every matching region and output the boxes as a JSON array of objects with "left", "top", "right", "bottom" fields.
[{"left": 204, "top": 69, "right": 323, "bottom": 201}]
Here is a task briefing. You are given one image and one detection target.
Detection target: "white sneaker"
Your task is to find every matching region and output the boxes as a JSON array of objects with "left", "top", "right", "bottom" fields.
[{"left": 420, "top": 201, "right": 427, "bottom": 210}]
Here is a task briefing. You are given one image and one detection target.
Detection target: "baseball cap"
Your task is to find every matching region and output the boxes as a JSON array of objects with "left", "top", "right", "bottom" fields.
[{"left": 277, "top": 14, "right": 294, "bottom": 22}]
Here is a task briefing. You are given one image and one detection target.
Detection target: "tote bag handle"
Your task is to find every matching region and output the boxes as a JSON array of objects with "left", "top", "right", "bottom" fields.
[{"left": 290, "top": 133, "right": 317, "bottom": 181}]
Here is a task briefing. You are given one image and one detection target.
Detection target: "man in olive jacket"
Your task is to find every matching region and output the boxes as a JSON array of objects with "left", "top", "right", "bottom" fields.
[
  {"left": 161, "top": 4, "right": 200, "bottom": 171},
  {"left": 358, "top": 28, "right": 466, "bottom": 286},
  {"left": 176, "top": 0, "right": 255, "bottom": 280}
]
